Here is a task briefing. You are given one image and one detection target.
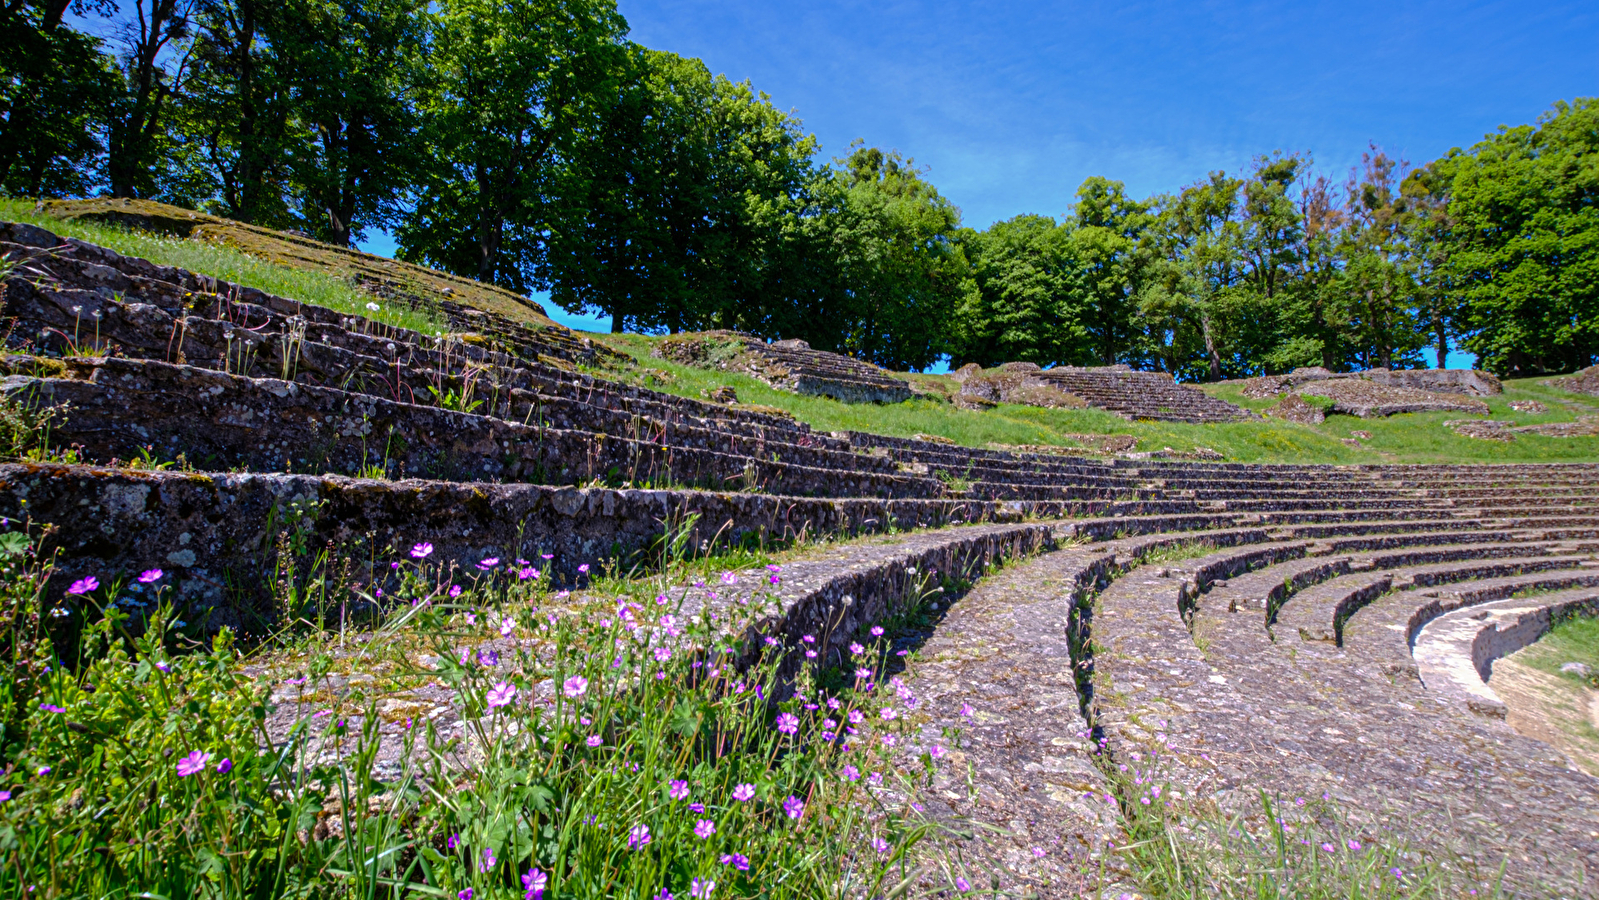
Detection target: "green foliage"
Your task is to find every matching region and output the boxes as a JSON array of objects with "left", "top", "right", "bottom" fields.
[
  {"left": 396, "top": 0, "right": 628, "bottom": 289},
  {"left": 1438, "top": 98, "right": 1599, "bottom": 376},
  {"left": 0, "top": 3, "right": 120, "bottom": 197},
  {"left": 951, "top": 214, "right": 1079, "bottom": 367},
  {"left": 544, "top": 47, "right": 819, "bottom": 335},
  {"left": 0, "top": 538, "right": 930, "bottom": 897}
]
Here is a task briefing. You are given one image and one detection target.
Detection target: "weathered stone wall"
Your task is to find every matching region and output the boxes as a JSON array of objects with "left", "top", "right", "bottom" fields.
[{"left": 0, "top": 462, "right": 1075, "bottom": 625}]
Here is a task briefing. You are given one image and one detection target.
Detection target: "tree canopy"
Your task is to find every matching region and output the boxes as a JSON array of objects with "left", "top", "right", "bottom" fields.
[{"left": 3, "top": 1, "right": 1596, "bottom": 377}]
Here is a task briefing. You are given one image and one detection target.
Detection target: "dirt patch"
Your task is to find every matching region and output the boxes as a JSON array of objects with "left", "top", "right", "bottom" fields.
[
  {"left": 1492, "top": 655, "right": 1599, "bottom": 776},
  {"left": 1263, "top": 393, "right": 1325, "bottom": 424}
]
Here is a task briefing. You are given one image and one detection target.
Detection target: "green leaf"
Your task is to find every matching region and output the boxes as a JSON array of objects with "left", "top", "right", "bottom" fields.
[{"left": 0, "top": 532, "right": 29, "bottom": 557}]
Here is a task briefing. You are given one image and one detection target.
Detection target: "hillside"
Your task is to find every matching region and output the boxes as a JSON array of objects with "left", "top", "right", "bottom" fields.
[
  {"left": 596, "top": 332, "right": 1599, "bottom": 465},
  {"left": 17, "top": 197, "right": 566, "bottom": 333}
]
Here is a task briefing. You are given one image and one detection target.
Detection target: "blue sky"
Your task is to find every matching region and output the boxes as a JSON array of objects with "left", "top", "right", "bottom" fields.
[{"left": 374, "top": 0, "right": 1599, "bottom": 364}]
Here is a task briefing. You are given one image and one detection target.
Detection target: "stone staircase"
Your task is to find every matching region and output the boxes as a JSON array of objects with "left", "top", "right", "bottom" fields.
[
  {"left": 657, "top": 330, "right": 914, "bottom": 404},
  {"left": 1033, "top": 365, "right": 1253, "bottom": 422}
]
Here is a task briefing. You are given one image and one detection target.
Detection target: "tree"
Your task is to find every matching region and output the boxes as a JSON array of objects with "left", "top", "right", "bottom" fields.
[
  {"left": 1137, "top": 171, "right": 1249, "bottom": 381},
  {"left": 106, "top": 0, "right": 195, "bottom": 199},
  {"left": 544, "top": 47, "right": 818, "bottom": 334},
  {"left": 0, "top": 0, "right": 119, "bottom": 196},
  {"left": 1068, "top": 177, "right": 1149, "bottom": 366},
  {"left": 1400, "top": 158, "right": 1461, "bottom": 369},
  {"left": 273, "top": 0, "right": 425, "bottom": 246},
  {"left": 815, "top": 146, "right": 972, "bottom": 370},
  {"left": 950, "top": 214, "right": 1078, "bottom": 367},
  {"left": 1339, "top": 145, "right": 1424, "bottom": 371},
  {"left": 1442, "top": 98, "right": 1599, "bottom": 375},
  {"left": 397, "top": 0, "right": 627, "bottom": 290},
  {"left": 167, "top": 0, "right": 297, "bottom": 226}
]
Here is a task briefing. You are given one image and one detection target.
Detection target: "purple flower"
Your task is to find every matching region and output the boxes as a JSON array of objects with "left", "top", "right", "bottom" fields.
[
  {"left": 477, "top": 557, "right": 500, "bottom": 570},
  {"left": 0, "top": 790, "right": 10, "bottom": 802},
  {"left": 694, "top": 818, "right": 716, "bottom": 839},
  {"left": 67, "top": 576, "right": 98, "bottom": 595},
  {"left": 523, "top": 867, "right": 547, "bottom": 900},
  {"left": 449, "top": 585, "right": 463, "bottom": 598},
  {"left": 879, "top": 707, "right": 898, "bottom": 721},
  {"left": 564, "top": 675, "right": 588, "bottom": 698},
  {"left": 155, "top": 660, "right": 171, "bottom": 673},
  {"left": 841, "top": 765, "right": 860, "bottom": 782},
  {"left": 412, "top": 542, "right": 434, "bottom": 559},
  {"left": 36, "top": 766, "right": 49, "bottom": 776},
  {"left": 719, "top": 853, "right": 750, "bottom": 871},
  {"left": 138, "top": 569, "right": 163, "bottom": 583},
  {"left": 447, "top": 833, "right": 460, "bottom": 849},
  {"left": 783, "top": 796, "right": 804, "bottom": 820},
  {"left": 766, "top": 564, "right": 781, "bottom": 573},
  {"left": 216, "top": 758, "right": 233, "bottom": 774},
  {"left": 720, "top": 571, "right": 737, "bottom": 585},
  {"left": 871, "top": 837, "right": 889, "bottom": 854},
  {"left": 479, "top": 846, "right": 497, "bottom": 872},
  {"left": 855, "top": 667, "right": 872, "bottom": 679},
  {"left": 849, "top": 642, "right": 865, "bottom": 654},
  {"left": 870, "top": 626, "right": 884, "bottom": 637},
  {"left": 578, "top": 564, "right": 590, "bottom": 575},
  {"left": 628, "top": 823, "right": 651, "bottom": 848},
  {"left": 541, "top": 553, "right": 553, "bottom": 560},
  {"left": 732, "top": 783, "right": 755, "bottom": 802},
  {"left": 500, "top": 616, "right": 516, "bottom": 636},
  {"left": 459, "top": 891, "right": 473, "bottom": 900},
  {"left": 486, "top": 681, "right": 517, "bottom": 708},
  {"left": 930, "top": 745, "right": 946, "bottom": 759},
  {"left": 1320, "top": 842, "right": 1335, "bottom": 853},
  {"left": 955, "top": 877, "right": 971, "bottom": 892},
  {"left": 37, "top": 703, "right": 65, "bottom": 713},
  {"left": 176, "top": 750, "right": 212, "bottom": 777},
  {"left": 669, "top": 780, "right": 690, "bottom": 800},
  {"left": 586, "top": 735, "right": 603, "bottom": 747},
  {"left": 689, "top": 878, "right": 715, "bottom": 899},
  {"left": 775, "top": 713, "right": 799, "bottom": 735},
  {"left": 1348, "top": 839, "right": 1362, "bottom": 851},
  {"left": 478, "top": 649, "right": 500, "bottom": 667},
  {"left": 519, "top": 566, "right": 538, "bottom": 580},
  {"left": 689, "top": 802, "right": 705, "bottom": 814},
  {"left": 960, "top": 702, "right": 974, "bottom": 717},
  {"left": 653, "top": 646, "right": 672, "bottom": 662}
]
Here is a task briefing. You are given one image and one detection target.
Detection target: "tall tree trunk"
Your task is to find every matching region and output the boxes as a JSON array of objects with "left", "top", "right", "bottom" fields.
[
  {"left": 1434, "top": 302, "right": 1449, "bottom": 370},
  {"left": 1200, "top": 308, "right": 1221, "bottom": 381},
  {"left": 110, "top": 0, "right": 188, "bottom": 197},
  {"left": 231, "top": 0, "right": 262, "bottom": 222}
]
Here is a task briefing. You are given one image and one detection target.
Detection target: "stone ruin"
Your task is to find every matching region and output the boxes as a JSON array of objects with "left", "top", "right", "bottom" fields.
[
  {"left": 1240, "top": 365, "right": 1501, "bottom": 417},
  {"left": 1031, "top": 363, "right": 1254, "bottom": 422},
  {"left": 952, "top": 361, "right": 1252, "bottom": 422},
  {"left": 3, "top": 220, "right": 1598, "bottom": 894},
  {"left": 654, "top": 330, "right": 913, "bottom": 404}
]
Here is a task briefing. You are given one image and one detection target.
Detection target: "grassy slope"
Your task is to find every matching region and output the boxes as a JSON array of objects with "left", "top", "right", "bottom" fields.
[
  {"left": 2, "top": 198, "right": 447, "bottom": 334},
  {"left": 601, "top": 333, "right": 1599, "bottom": 465},
  {"left": 5, "top": 198, "right": 570, "bottom": 335}
]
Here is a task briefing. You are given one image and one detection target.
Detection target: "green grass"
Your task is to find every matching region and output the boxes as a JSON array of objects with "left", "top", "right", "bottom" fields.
[
  {"left": 601, "top": 334, "right": 1599, "bottom": 465},
  {"left": 0, "top": 521, "right": 939, "bottom": 899},
  {"left": 1516, "top": 613, "right": 1599, "bottom": 685},
  {"left": 0, "top": 198, "right": 447, "bottom": 335}
]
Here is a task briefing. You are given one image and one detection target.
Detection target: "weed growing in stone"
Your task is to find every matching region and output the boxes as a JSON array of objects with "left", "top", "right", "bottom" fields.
[{"left": 0, "top": 527, "right": 929, "bottom": 898}]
